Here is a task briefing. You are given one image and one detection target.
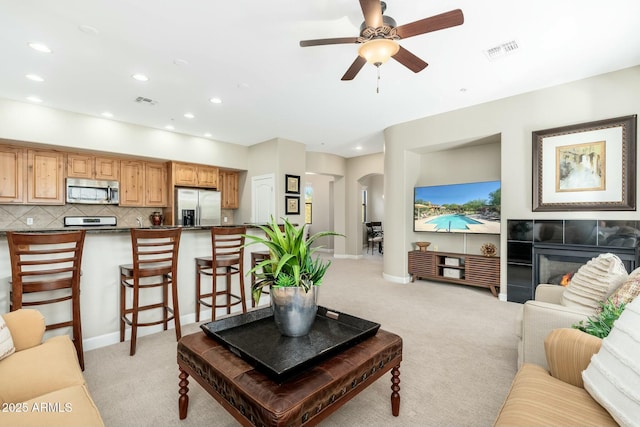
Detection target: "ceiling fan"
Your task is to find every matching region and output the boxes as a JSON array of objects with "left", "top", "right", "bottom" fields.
[{"left": 299, "top": 0, "right": 464, "bottom": 81}]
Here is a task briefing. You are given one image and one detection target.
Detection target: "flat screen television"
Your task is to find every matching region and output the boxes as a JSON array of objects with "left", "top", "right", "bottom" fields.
[{"left": 414, "top": 180, "right": 501, "bottom": 234}]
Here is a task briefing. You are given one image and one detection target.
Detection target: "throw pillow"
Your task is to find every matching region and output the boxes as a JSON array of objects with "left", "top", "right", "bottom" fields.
[
  {"left": 562, "top": 253, "right": 628, "bottom": 310},
  {"left": 0, "top": 315, "right": 16, "bottom": 361},
  {"left": 610, "top": 273, "right": 640, "bottom": 307},
  {"left": 583, "top": 296, "right": 640, "bottom": 426}
]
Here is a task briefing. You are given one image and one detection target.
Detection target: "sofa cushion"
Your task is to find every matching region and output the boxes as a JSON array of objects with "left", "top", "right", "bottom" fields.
[
  {"left": 2, "top": 309, "right": 46, "bottom": 352},
  {"left": 583, "top": 297, "right": 640, "bottom": 426},
  {"left": 0, "top": 384, "right": 104, "bottom": 427},
  {"left": 0, "top": 335, "right": 85, "bottom": 405},
  {"left": 609, "top": 270, "right": 640, "bottom": 307},
  {"left": 494, "top": 363, "right": 617, "bottom": 426},
  {"left": 562, "top": 253, "right": 628, "bottom": 310},
  {"left": 0, "top": 315, "right": 15, "bottom": 361}
]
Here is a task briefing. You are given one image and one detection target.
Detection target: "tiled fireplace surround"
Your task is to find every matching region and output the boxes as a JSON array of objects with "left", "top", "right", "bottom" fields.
[{"left": 0, "top": 204, "right": 236, "bottom": 230}]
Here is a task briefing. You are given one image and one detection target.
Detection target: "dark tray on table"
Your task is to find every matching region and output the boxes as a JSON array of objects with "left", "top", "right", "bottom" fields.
[{"left": 200, "top": 306, "right": 381, "bottom": 382}]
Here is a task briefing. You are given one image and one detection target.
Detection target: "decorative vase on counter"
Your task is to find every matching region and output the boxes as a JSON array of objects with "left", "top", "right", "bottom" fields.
[{"left": 150, "top": 211, "right": 163, "bottom": 226}]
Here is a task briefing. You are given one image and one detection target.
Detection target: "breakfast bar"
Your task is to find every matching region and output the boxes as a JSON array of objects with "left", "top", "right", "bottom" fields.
[{"left": 0, "top": 225, "right": 271, "bottom": 350}]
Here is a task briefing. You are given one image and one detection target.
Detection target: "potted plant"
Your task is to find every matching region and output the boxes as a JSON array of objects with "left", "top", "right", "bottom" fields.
[
  {"left": 572, "top": 298, "right": 627, "bottom": 338},
  {"left": 244, "top": 216, "right": 343, "bottom": 337}
]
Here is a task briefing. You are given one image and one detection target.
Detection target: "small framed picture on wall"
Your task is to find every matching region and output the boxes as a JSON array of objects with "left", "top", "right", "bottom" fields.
[
  {"left": 286, "top": 174, "right": 300, "bottom": 194},
  {"left": 285, "top": 196, "right": 300, "bottom": 214}
]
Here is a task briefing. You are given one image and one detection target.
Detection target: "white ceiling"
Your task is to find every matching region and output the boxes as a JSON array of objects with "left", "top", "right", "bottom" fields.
[{"left": 1, "top": 0, "right": 639, "bottom": 158}]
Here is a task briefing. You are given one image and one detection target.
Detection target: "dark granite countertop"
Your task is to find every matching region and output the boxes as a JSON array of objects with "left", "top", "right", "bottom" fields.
[{"left": 0, "top": 224, "right": 270, "bottom": 237}]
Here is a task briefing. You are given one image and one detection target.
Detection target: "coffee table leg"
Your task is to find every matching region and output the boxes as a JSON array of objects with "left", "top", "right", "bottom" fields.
[
  {"left": 391, "top": 365, "right": 401, "bottom": 416},
  {"left": 179, "top": 367, "right": 190, "bottom": 420}
]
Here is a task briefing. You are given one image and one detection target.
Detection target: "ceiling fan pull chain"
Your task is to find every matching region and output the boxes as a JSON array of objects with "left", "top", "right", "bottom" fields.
[{"left": 376, "top": 65, "right": 381, "bottom": 94}]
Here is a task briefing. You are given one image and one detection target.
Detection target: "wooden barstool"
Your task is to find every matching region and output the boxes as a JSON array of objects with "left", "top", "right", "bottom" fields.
[
  {"left": 7, "top": 230, "right": 87, "bottom": 370},
  {"left": 195, "top": 226, "right": 247, "bottom": 322},
  {"left": 119, "top": 228, "right": 182, "bottom": 356},
  {"left": 250, "top": 250, "right": 270, "bottom": 307}
]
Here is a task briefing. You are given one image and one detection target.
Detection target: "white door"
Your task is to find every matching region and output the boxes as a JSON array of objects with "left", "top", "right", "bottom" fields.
[{"left": 252, "top": 174, "right": 275, "bottom": 223}]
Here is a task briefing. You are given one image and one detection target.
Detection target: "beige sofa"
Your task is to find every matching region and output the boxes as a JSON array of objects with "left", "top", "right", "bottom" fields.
[
  {"left": 517, "top": 283, "right": 595, "bottom": 369},
  {"left": 498, "top": 295, "right": 640, "bottom": 426},
  {"left": 0, "top": 309, "right": 104, "bottom": 427},
  {"left": 517, "top": 253, "right": 632, "bottom": 370},
  {"left": 495, "top": 328, "right": 618, "bottom": 426}
]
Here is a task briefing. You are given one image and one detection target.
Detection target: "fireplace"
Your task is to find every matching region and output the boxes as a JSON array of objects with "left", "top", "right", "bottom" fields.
[
  {"left": 534, "top": 243, "right": 638, "bottom": 289},
  {"left": 507, "top": 219, "right": 640, "bottom": 303}
]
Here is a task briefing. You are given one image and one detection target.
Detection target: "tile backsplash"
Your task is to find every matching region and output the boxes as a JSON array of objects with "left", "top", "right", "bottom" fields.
[{"left": 0, "top": 205, "right": 237, "bottom": 230}]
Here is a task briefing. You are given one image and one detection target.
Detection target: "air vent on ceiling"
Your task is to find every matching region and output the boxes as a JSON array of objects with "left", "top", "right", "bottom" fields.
[
  {"left": 134, "top": 96, "right": 158, "bottom": 106},
  {"left": 483, "top": 40, "right": 519, "bottom": 61}
]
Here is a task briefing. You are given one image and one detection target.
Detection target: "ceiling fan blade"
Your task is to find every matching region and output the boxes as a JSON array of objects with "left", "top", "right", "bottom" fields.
[
  {"left": 359, "top": 0, "right": 383, "bottom": 28},
  {"left": 395, "top": 9, "right": 464, "bottom": 39},
  {"left": 341, "top": 56, "right": 367, "bottom": 81},
  {"left": 299, "top": 37, "right": 358, "bottom": 47},
  {"left": 392, "top": 46, "right": 428, "bottom": 73}
]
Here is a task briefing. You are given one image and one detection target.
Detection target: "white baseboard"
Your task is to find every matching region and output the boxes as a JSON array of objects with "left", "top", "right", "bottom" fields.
[
  {"left": 334, "top": 254, "right": 362, "bottom": 259},
  {"left": 383, "top": 272, "right": 411, "bottom": 284},
  {"left": 83, "top": 310, "right": 209, "bottom": 352}
]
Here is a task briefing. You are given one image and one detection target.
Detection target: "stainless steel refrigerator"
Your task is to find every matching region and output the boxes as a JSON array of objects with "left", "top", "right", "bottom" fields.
[{"left": 174, "top": 188, "right": 221, "bottom": 226}]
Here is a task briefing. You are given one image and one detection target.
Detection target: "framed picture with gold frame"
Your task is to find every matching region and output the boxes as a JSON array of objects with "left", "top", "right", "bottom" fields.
[
  {"left": 285, "top": 174, "right": 300, "bottom": 194},
  {"left": 285, "top": 196, "right": 300, "bottom": 215},
  {"left": 532, "top": 115, "right": 637, "bottom": 211}
]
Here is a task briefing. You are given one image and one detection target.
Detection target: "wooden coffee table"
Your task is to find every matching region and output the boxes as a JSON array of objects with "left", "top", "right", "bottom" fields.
[{"left": 177, "top": 329, "right": 402, "bottom": 426}]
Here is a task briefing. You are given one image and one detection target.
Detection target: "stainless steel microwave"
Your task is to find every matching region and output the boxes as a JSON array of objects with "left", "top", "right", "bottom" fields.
[{"left": 66, "top": 178, "right": 120, "bottom": 205}]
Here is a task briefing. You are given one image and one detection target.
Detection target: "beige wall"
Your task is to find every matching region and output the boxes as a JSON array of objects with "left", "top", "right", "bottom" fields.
[
  {"left": 383, "top": 65, "right": 640, "bottom": 298},
  {"left": 344, "top": 153, "right": 384, "bottom": 255},
  {"left": 0, "top": 98, "right": 247, "bottom": 169},
  {"left": 304, "top": 173, "right": 335, "bottom": 249}
]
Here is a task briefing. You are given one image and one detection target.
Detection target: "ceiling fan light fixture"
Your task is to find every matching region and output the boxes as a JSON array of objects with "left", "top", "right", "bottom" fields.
[{"left": 358, "top": 38, "right": 399, "bottom": 65}]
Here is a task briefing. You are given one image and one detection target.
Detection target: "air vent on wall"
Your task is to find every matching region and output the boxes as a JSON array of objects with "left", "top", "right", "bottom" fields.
[
  {"left": 483, "top": 40, "right": 519, "bottom": 61},
  {"left": 134, "top": 96, "right": 158, "bottom": 106}
]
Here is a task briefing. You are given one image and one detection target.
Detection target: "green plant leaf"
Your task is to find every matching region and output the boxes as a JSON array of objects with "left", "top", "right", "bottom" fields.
[
  {"left": 242, "top": 215, "right": 344, "bottom": 304},
  {"left": 571, "top": 298, "right": 626, "bottom": 338}
]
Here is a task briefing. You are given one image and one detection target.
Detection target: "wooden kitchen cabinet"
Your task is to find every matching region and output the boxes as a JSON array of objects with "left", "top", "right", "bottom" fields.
[
  {"left": 0, "top": 145, "right": 25, "bottom": 203},
  {"left": 172, "top": 162, "right": 218, "bottom": 188},
  {"left": 120, "top": 160, "right": 144, "bottom": 206},
  {"left": 67, "top": 154, "right": 120, "bottom": 180},
  {"left": 120, "top": 161, "right": 167, "bottom": 207},
  {"left": 197, "top": 165, "right": 218, "bottom": 188},
  {"left": 144, "top": 162, "right": 168, "bottom": 207},
  {"left": 220, "top": 170, "right": 239, "bottom": 209},
  {"left": 27, "top": 149, "right": 64, "bottom": 204}
]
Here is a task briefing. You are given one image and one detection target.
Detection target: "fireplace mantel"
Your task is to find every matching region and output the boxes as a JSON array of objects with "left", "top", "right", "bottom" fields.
[{"left": 506, "top": 219, "right": 640, "bottom": 303}]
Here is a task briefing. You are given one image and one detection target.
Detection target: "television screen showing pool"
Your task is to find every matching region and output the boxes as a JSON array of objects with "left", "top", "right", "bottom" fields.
[{"left": 414, "top": 180, "right": 501, "bottom": 234}]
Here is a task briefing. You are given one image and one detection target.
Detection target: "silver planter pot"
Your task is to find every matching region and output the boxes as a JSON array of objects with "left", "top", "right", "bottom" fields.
[{"left": 270, "top": 285, "right": 318, "bottom": 337}]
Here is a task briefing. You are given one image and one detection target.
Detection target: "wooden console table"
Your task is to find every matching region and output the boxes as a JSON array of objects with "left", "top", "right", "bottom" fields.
[
  {"left": 177, "top": 329, "right": 403, "bottom": 426},
  {"left": 408, "top": 250, "right": 500, "bottom": 296}
]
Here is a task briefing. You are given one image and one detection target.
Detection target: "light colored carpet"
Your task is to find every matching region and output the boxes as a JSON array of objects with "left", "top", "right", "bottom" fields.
[{"left": 83, "top": 253, "right": 521, "bottom": 427}]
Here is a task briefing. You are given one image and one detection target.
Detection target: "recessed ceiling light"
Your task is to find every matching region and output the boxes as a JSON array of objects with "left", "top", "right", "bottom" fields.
[
  {"left": 173, "top": 58, "right": 189, "bottom": 66},
  {"left": 204, "top": 133, "right": 212, "bottom": 138},
  {"left": 25, "top": 74, "right": 44, "bottom": 82},
  {"left": 28, "top": 42, "right": 52, "bottom": 53},
  {"left": 101, "top": 112, "right": 113, "bottom": 118},
  {"left": 26, "top": 96, "right": 43, "bottom": 103},
  {"left": 165, "top": 124, "right": 175, "bottom": 130},
  {"left": 209, "top": 97, "right": 222, "bottom": 104},
  {"left": 184, "top": 112, "right": 195, "bottom": 119},
  {"left": 355, "top": 146, "right": 363, "bottom": 150},
  {"left": 78, "top": 24, "right": 99, "bottom": 35},
  {"left": 132, "top": 73, "right": 149, "bottom": 82}
]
